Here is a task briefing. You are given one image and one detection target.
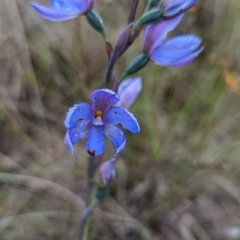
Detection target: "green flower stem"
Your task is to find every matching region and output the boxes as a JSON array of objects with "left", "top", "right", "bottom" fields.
[
  {"left": 78, "top": 156, "right": 96, "bottom": 240},
  {"left": 79, "top": 200, "right": 99, "bottom": 240}
]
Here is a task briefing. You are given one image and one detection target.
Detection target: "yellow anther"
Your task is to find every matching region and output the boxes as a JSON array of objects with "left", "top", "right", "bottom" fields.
[{"left": 95, "top": 110, "right": 103, "bottom": 119}]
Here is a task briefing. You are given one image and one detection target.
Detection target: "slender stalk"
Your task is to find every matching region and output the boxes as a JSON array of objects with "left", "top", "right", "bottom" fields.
[
  {"left": 128, "top": 0, "right": 140, "bottom": 24},
  {"left": 78, "top": 200, "right": 99, "bottom": 240},
  {"left": 105, "top": 57, "right": 117, "bottom": 87},
  {"left": 78, "top": 156, "right": 95, "bottom": 240},
  {"left": 105, "top": 0, "right": 140, "bottom": 86},
  {"left": 86, "top": 156, "right": 95, "bottom": 205}
]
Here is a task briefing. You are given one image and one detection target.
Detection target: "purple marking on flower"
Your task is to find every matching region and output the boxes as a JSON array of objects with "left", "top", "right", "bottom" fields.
[
  {"left": 163, "top": 0, "right": 198, "bottom": 17},
  {"left": 116, "top": 77, "right": 142, "bottom": 109},
  {"left": 142, "top": 15, "right": 203, "bottom": 68},
  {"left": 30, "top": 0, "right": 95, "bottom": 21},
  {"left": 64, "top": 89, "right": 140, "bottom": 156},
  {"left": 99, "top": 159, "right": 116, "bottom": 185}
]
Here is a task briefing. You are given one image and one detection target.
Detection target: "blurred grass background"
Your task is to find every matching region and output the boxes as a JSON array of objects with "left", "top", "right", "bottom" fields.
[{"left": 1, "top": 0, "right": 240, "bottom": 239}]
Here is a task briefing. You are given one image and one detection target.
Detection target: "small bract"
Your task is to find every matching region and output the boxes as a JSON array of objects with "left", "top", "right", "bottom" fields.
[
  {"left": 64, "top": 89, "right": 140, "bottom": 156},
  {"left": 30, "top": 0, "right": 96, "bottom": 21}
]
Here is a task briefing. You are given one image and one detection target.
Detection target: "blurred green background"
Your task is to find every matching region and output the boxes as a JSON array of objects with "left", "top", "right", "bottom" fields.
[{"left": 1, "top": 0, "right": 240, "bottom": 239}]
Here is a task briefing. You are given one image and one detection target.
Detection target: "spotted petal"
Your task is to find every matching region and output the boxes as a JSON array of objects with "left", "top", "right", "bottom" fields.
[
  {"left": 104, "top": 107, "right": 140, "bottom": 133},
  {"left": 142, "top": 14, "right": 183, "bottom": 54},
  {"left": 86, "top": 126, "right": 105, "bottom": 156},
  {"left": 150, "top": 34, "right": 202, "bottom": 67},
  {"left": 91, "top": 89, "right": 120, "bottom": 113},
  {"left": 117, "top": 77, "right": 142, "bottom": 109},
  {"left": 30, "top": 2, "right": 82, "bottom": 21},
  {"left": 64, "top": 103, "right": 93, "bottom": 129},
  {"left": 104, "top": 124, "right": 126, "bottom": 155},
  {"left": 64, "top": 121, "right": 89, "bottom": 155}
]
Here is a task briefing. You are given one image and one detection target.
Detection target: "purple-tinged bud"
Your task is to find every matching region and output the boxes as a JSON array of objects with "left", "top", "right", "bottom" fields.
[
  {"left": 112, "top": 23, "right": 133, "bottom": 60},
  {"left": 99, "top": 159, "right": 116, "bottom": 185},
  {"left": 162, "top": 0, "right": 198, "bottom": 17},
  {"left": 117, "top": 77, "right": 142, "bottom": 109}
]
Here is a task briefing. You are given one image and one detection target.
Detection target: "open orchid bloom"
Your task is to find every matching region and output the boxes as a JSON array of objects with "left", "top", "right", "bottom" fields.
[
  {"left": 117, "top": 77, "right": 142, "bottom": 109},
  {"left": 163, "top": 0, "right": 198, "bottom": 17},
  {"left": 30, "top": 0, "right": 96, "bottom": 21},
  {"left": 99, "top": 159, "right": 116, "bottom": 185},
  {"left": 142, "top": 14, "right": 203, "bottom": 67},
  {"left": 64, "top": 89, "right": 140, "bottom": 156}
]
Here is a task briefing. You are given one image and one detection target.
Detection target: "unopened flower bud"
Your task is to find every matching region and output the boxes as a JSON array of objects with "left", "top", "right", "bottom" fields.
[
  {"left": 148, "top": 0, "right": 161, "bottom": 9},
  {"left": 131, "top": 7, "right": 162, "bottom": 31},
  {"left": 85, "top": 9, "right": 106, "bottom": 39},
  {"left": 112, "top": 23, "right": 133, "bottom": 60},
  {"left": 120, "top": 53, "right": 149, "bottom": 80},
  {"left": 99, "top": 159, "right": 116, "bottom": 185}
]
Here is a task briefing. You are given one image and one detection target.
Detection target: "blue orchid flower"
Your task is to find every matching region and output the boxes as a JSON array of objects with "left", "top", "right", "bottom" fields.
[
  {"left": 30, "top": 0, "right": 96, "bottom": 21},
  {"left": 64, "top": 89, "right": 140, "bottom": 156},
  {"left": 142, "top": 14, "right": 203, "bottom": 67}
]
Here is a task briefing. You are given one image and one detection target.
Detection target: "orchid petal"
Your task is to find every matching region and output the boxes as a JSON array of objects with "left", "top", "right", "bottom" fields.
[
  {"left": 64, "top": 121, "right": 89, "bottom": 155},
  {"left": 50, "top": 0, "right": 89, "bottom": 10},
  {"left": 86, "top": 126, "right": 105, "bottom": 156},
  {"left": 150, "top": 34, "right": 202, "bottom": 66},
  {"left": 30, "top": 2, "right": 81, "bottom": 21},
  {"left": 163, "top": 0, "right": 198, "bottom": 17},
  {"left": 142, "top": 14, "right": 183, "bottom": 53},
  {"left": 157, "top": 47, "right": 203, "bottom": 67},
  {"left": 117, "top": 77, "right": 142, "bottom": 109},
  {"left": 91, "top": 89, "right": 120, "bottom": 112},
  {"left": 104, "top": 124, "right": 126, "bottom": 155},
  {"left": 64, "top": 131, "right": 75, "bottom": 155},
  {"left": 104, "top": 107, "right": 140, "bottom": 133},
  {"left": 64, "top": 103, "right": 93, "bottom": 129}
]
